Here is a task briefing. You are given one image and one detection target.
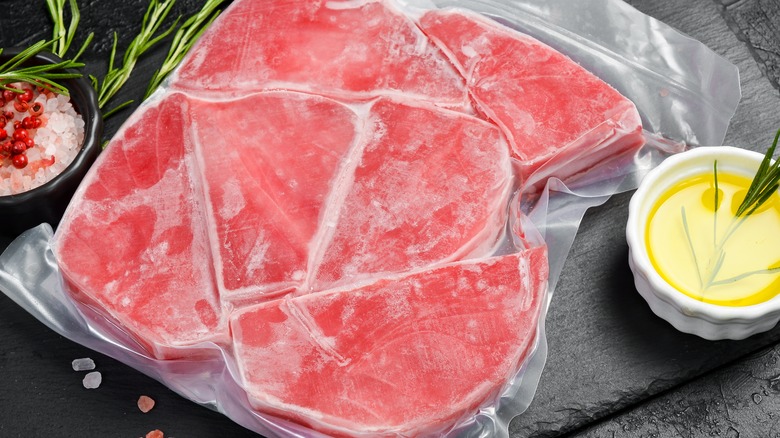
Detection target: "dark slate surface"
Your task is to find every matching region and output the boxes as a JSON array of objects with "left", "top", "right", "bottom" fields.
[
  {"left": 510, "top": 0, "right": 780, "bottom": 434},
  {"left": 1, "top": 3, "right": 260, "bottom": 437},
  {"left": 719, "top": 0, "right": 780, "bottom": 92},
  {"left": 572, "top": 344, "right": 780, "bottom": 437},
  {"left": 555, "top": 1, "right": 780, "bottom": 437},
  {"left": 1, "top": 1, "right": 780, "bottom": 437}
]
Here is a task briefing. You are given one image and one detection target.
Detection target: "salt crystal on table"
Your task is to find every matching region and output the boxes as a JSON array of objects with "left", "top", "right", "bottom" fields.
[
  {"left": 137, "top": 395, "right": 155, "bottom": 413},
  {"left": 82, "top": 371, "right": 102, "bottom": 389},
  {"left": 71, "top": 357, "right": 95, "bottom": 371}
]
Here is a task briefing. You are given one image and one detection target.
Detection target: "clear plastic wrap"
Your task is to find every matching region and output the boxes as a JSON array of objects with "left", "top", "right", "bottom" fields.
[{"left": 0, "top": 0, "right": 739, "bottom": 437}]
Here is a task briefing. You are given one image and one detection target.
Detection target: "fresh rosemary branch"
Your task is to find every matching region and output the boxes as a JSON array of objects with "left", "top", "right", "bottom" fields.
[
  {"left": 0, "top": 0, "right": 91, "bottom": 97},
  {"left": 92, "top": 0, "right": 180, "bottom": 118},
  {"left": 145, "top": 0, "right": 226, "bottom": 99},
  {"left": 0, "top": 40, "right": 86, "bottom": 96},
  {"left": 45, "top": 0, "right": 93, "bottom": 59},
  {"left": 736, "top": 128, "right": 780, "bottom": 217}
]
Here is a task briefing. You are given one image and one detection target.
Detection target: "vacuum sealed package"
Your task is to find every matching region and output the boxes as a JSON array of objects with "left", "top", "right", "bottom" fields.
[{"left": 0, "top": 0, "right": 740, "bottom": 436}]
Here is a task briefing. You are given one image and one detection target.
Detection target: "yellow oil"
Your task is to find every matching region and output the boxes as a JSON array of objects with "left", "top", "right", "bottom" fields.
[{"left": 646, "top": 170, "right": 780, "bottom": 306}]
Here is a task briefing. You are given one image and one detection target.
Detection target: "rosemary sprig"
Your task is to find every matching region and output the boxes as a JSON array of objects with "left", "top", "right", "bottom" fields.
[
  {"left": 45, "top": 0, "right": 93, "bottom": 59},
  {"left": 713, "top": 160, "right": 719, "bottom": 248},
  {"left": 145, "top": 0, "right": 226, "bottom": 99},
  {"left": 736, "top": 128, "right": 780, "bottom": 217},
  {"left": 709, "top": 265, "right": 780, "bottom": 287},
  {"left": 680, "top": 132, "right": 780, "bottom": 293},
  {"left": 0, "top": 39, "right": 87, "bottom": 96},
  {"left": 681, "top": 206, "right": 704, "bottom": 289},
  {"left": 92, "top": 0, "right": 180, "bottom": 118}
]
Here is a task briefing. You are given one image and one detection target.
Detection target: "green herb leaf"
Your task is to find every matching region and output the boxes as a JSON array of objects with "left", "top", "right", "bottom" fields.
[
  {"left": 0, "top": 0, "right": 90, "bottom": 97},
  {"left": 145, "top": 0, "right": 227, "bottom": 99},
  {"left": 736, "top": 128, "right": 780, "bottom": 216},
  {"left": 682, "top": 132, "right": 780, "bottom": 293},
  {"left": 709, "top": 265, "right": 780, "bottom": 287},
  {"left": 93, "top": 0, "right": 180, "bottom": 116},
  {"left": 681, "top": 206, "right": 704, "bottom": 289},
  {"left": 0, "top": 40, "right": 86, "bottom": 96},
  {"left": 46, "top": 0, "right": 85, "bottom": 59},
  {"left": 713, "top": 160, "right": 719, "bottom": 248}
]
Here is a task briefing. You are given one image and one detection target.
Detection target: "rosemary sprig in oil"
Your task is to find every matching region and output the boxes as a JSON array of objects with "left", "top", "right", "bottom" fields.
[
  {"left": 681, "top": 130, "right": 780, "bottom": 292},
  {"left": 736, "top": 128, "right": 780, "bottom": 217}
]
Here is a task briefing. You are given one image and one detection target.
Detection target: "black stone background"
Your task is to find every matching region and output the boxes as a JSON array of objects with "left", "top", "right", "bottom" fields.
[{"left": 1, "top": 0, "right": 779, "bottom": 437}]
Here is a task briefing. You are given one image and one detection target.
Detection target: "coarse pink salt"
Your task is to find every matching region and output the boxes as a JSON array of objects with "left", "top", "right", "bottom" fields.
[
  {"left": 0, "top": 84, "right": 84, "bottom": 196},
  {"left": 137, "top": 395, "right": 156, "bottom": 413}
]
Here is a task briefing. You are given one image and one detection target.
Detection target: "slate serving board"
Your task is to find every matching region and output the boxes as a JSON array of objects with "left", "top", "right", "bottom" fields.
[{"left": 1, "top": 0, "right": 779, "bottom": 437}]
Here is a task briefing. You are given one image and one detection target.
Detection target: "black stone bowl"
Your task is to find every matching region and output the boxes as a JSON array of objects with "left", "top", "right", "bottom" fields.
[{"left": 0, "top": 49, "right": 102, "bottom": 237}]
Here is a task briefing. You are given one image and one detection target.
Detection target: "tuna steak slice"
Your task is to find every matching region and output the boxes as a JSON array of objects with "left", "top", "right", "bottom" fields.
[
  {"left": 171, "top": 0, "right": 469, "bottom": 109},
  {"left": 188, "top": 91, "right": 360, "bottom": 300},
  {"left": 52, "top": 93, "right": 225, "bottom": 358},
  {"left": 231, "top": 247, "right": 548, "bottom": 437},
  {"left": 417, "top": 9, "right": 645, "bottom": 187},
  {"left": 312, "top": 96, "right": 512, "bottom": 289}
]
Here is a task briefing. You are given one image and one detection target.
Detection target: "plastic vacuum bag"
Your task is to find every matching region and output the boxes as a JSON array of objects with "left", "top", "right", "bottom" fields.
[{"left": 0, "top": 0, "right": 739, "bottom": 437}]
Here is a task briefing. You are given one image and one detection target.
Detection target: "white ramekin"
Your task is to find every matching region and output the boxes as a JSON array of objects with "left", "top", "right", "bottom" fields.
[{"left": 627, "top": 146, "right": 780, "bottom": 340}]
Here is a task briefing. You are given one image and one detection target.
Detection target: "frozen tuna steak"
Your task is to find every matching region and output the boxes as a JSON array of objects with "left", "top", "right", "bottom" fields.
[
  {"left": 171, "top": 0, "right": 469, "bottom": 109},
  {"left": 52, "top": 87, "right": 514, "bottom": 358},
  {"left": 312, "top": 97, "right": 512, "bottom": 289},
  {"left": 231, "top": 247, "right": 548, "bottom": 436},
  {"left": 52, "top": 93, "right": 225, "bottom": 358},
  {"left": 189, "top": 91, "right": 361, "bottom": 300},
  {"left": 187, "top": 92, "right": 511, "bottom": 301},
  {"left": 418, "top": 9, "right": 645, "bottom": 187},
  {"left": 47, "top": 0, "right": 650, "bottom": 433}
]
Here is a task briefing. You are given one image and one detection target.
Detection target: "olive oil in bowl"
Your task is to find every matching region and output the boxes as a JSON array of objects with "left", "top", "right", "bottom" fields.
[
  {"left": 646, "top": 170, "right": 780, "bottom": 306},
  {"left": 627, "top": 144, "right": 780, "bottom": 340}
]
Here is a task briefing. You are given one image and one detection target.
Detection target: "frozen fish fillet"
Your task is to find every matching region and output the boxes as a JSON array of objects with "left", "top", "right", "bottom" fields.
[
  {"left": 232, "top": 247, "right": 548, "bottom": 436},
  {"left": 53, "top": 94, "right": 225, "bottom": 359},
  {"left": 48, "top": 0, "right": 652, "bottom": 434},
  {"left": 171, "top": 0, "right": 469, "bottom": 109},
  {"left": 418, "top": 8, "right": 645, "bottom": 186}
]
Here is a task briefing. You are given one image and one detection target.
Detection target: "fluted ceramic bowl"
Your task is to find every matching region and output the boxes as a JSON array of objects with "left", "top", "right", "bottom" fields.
[{"left": 627, "top": 146, "right": 780, "bottom": 340}]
